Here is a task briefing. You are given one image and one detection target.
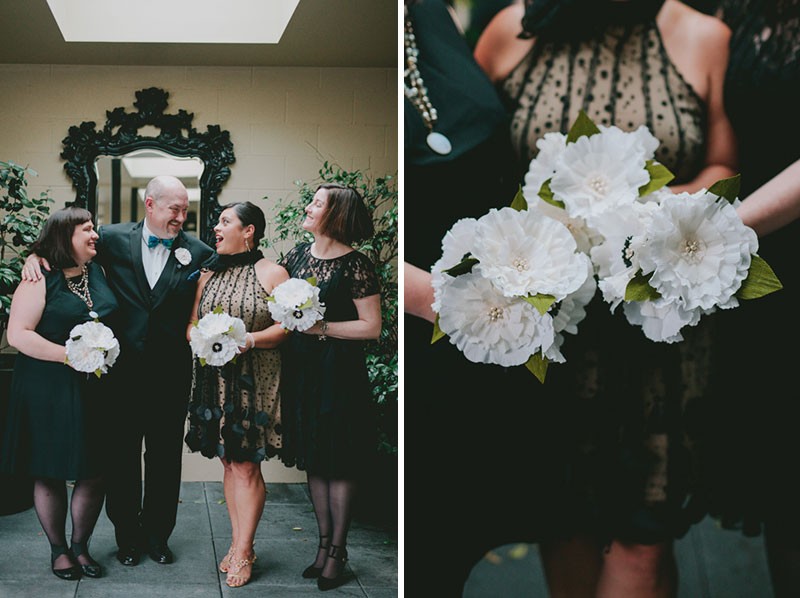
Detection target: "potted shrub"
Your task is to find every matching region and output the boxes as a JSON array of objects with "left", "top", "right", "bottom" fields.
[
  {"left": 0, "top": 160, "right": 53, "bottom": 515},
  {"left": 264, "top": 162, "right": 398, "bottom": 528}
]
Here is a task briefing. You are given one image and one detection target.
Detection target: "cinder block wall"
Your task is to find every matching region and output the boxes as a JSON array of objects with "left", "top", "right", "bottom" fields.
[{"left": 0, "top": 63, "right": 398, "bottom": 482}]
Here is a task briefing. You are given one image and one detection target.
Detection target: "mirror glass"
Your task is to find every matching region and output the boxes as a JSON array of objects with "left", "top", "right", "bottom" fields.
[{"left": 94, "top": 151, "right": 204, "bottom": 237}]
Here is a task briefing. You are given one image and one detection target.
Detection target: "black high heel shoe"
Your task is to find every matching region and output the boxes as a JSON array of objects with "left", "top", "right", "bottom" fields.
[
  {"left": 301, "top": 534, "right": 329, "bottom": 579},
  {"left": 71, "top": 539, "right": 102, "bottom": 578},
  {"left": 50, "top": 544, "right": 81, "bottom": 581},
  {"left": 317, "top": 544, "right": 349, "bottom": 591}
]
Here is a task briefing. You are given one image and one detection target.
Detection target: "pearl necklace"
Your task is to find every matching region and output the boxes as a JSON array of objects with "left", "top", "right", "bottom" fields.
[
  {"left": 65, "top": 264, "right": 94, "bottom": 310},
  {"left": 404, "top": 6, "right": 452, "bottom": 155}
]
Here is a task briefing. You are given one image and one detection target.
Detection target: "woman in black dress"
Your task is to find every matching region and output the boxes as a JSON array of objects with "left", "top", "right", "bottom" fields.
[
  {"left": 279, "top": 184, "right": 381, "bottom": 591},
  {"left": 0, "top": 206, "right": 118, "bottom": 580},
  {"left": 707, "top": 2, "right": 800, "bottom": 595}
]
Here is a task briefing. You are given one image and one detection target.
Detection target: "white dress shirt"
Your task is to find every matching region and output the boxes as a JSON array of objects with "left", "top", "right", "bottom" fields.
[{"left": 141, "top": 221, "right": 172, "bottom": 289}]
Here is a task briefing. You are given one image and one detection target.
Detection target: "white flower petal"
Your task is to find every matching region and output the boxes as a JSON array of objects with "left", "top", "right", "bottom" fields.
[
  {"left": 437, "top": 273, "right": 555, "bottom": 367},
  {"left": 471, "top": 207, "right": 590, "bottom": 300}
]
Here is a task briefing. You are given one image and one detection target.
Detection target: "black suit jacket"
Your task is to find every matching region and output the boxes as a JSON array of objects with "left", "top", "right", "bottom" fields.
[{"left": 95, "top": 221, "right": 213, "bottom": 359}]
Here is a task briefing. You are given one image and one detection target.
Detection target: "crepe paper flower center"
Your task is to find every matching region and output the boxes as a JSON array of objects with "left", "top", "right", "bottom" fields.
[
  {"left": 512, "top": 257, "right": 530, "bottom": 272},
  {"left": 293, "top": 309, "right": 304, "bottom": 319},
  {"left": 488, "top": 306, "right": 504, "bottom": 322},
  {"left": 587, "top": 174, "right": 611, "bottom": 197},
  {"left": 680, "top": 237, "right": 705, "bottom": 264},
  {"left": 212, "top": 342, "right": 223, "bottom": 353}
]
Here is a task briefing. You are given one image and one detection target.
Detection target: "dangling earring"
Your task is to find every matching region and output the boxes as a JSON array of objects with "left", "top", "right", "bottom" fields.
[{"left": 244, "top": 236, "right": 251, "bottom": 252}]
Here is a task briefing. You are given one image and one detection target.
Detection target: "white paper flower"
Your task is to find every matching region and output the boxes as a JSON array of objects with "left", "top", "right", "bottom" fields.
[
  {"left": 65, "top": 320, "right": 120, "bottom": 377},
  {"left": 190, "top": 308, "right": 248, "bottom": 367},
  {"left": 637, "top": 190, "right": 759, "bottom": 311},
  {"left": 622, "top": 297, "right": 706, "bottom": 343},
  {"left": 545, "top": 261, "right": 597, "bottom": 363},
  {"left": 431, "top": 217, "right": 478, "bottom": 313},
  {"left": 521, "top": 131, "right": 568, "bottom": 206},
  {"left": 174, "top": 247, "right": 191, "bottom": 266},
  {"left": 267, "top": 277, "right": 326, "bottom": 332},
  {"left": 437, "top": 273, "right": 555, "bottom": 367},
  {"left": 530, "top": 201, "right": 603, "bottom": 255},
  {"left": 471, "top": 207, "right": 591, "bottom": 300},
  {"left": 590, "top": 201, "right": 659, "bottom": 309},
  {"left": 550, "top": 130, "right": 651, "bottom": 222}
]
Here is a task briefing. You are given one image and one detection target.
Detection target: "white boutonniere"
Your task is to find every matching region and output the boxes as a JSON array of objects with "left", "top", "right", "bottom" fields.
[{"left": 174, "top": 247, "right": 191, "bottom": 267}]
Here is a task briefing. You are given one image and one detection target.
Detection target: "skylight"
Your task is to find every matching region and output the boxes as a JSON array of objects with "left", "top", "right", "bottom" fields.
[{"left": 46, "top": 0, "right": 300, "bottom": 44}]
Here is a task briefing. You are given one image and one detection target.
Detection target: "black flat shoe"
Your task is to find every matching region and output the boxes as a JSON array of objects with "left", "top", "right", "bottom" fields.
[
  {"left": 148, "top": 542, "right": 174, "bottom": 564},
  {"left": 116, "top": 545, "right": 140, "bottom": 566},
  {"left": 52, "top": 565, "right": 82, "bottom": 581},
  {"left": 71, "top": 539, "right": 102, "bottom": 578},
  {"left": 50, "top": 544, "right": 81, "bottom": 581},
  {"left": 317, "top": 544, "right": 349, "bottom": 591}
]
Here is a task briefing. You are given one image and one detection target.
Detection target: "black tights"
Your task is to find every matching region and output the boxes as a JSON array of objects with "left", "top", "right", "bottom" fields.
[
  {"left": 33, "top": 477, "right": 104, "bottom": 567},
  {"left": 307, "top": 475, "right": 356, "bottom": 577}
]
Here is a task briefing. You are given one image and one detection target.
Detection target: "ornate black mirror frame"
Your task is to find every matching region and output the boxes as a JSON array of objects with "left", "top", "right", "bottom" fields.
[{"left": 60, "top": 87, "right": 235, "bottom": 246}]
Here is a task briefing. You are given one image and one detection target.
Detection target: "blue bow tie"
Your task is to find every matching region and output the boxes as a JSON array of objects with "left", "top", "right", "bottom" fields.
[{"left": 147, "top": 235, "right": 174, "bottom": 249}]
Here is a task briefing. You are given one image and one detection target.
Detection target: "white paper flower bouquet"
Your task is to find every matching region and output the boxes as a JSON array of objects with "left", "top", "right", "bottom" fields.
[
  {"left": 431, "top": 111, "right": 782, "bottom": 382},
  {"left": 266, "top": 277, "right": 326, "bottom": 332},
  {"left": 65, "top": 311, "right": 120, "bottom": 378},
  {"left": 521, "top": 111, "right": 782, "bottom": 344},
  {"left": 430, "top": 192, "right": 596, "bottom": 383},
  {"left": 190, "top": 305, "right": 247, "bottom": 367}
]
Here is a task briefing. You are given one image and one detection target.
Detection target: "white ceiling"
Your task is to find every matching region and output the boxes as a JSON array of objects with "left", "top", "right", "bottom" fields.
[{"left": 0, "top": 0, "right": 398, "bottom": 67}]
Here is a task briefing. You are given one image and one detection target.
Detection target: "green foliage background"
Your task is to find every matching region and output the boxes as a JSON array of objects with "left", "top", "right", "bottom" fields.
[
  {"left": 262, "top": 162, "right": 398, "bottom": 455},
  {"left": 0, "top": 161, "right": 53, "bottom": 327}
]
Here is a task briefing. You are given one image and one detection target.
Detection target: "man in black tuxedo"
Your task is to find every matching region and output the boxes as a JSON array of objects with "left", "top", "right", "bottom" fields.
[
  {"left": 24, "top": 174, "right": 213, "bottom": 566},
  {"left": 95, "top": 175, "right": 213, "bottom": 566}
]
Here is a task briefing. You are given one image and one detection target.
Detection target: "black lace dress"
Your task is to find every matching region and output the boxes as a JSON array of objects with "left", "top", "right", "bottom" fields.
[
  {"left": 278, "top": 243, "right": 380, "bottom": 479},
  {"left": 706, "top": 0, "right": 800, "bottom": 541},
  {"left": 0, "top": 263, "right": 119, "bottom": 480}
]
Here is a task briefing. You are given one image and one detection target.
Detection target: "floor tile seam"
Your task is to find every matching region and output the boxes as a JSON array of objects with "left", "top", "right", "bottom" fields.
[{"left": 203, "top": 481, "right": 225, "bottom": 597}]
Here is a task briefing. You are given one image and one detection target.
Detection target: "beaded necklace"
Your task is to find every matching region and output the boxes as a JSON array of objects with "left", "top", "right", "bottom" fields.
[
  {"left": 404, "top": 6, "right": 452, "bottom": 155},
  {"left": 65, "top": 265, "right": 93, "bottom": 310}
]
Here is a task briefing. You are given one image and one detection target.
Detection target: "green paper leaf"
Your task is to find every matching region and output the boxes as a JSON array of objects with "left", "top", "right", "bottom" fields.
[
  {"left": 431, "top": 315, "right": 446, "bottom": 344},
  {"left": 199, "top": 357, "right": 207, "bottom": 367},
  {"left": 443, "top": 257, "right": 479, "bottom": 277},
  {"left": 624, "top": 271, "right": 661, "bottom": 301},
  {"left": 566, "top": 110, "right": 601, "bottom": 143},
  {"left": 94, "top": 369, "right": 102, "bottom": 379},
  {"left": 510, "top": 185, "right": 527, "bottom": 211},
  {"left": 538, "top": 179, "right": 565, "bottom": 209},
  {"left": 638, "top": 160, "right": 675, "bottom": 197},
  {"left": 736, "top": 254, "right": 783, "bottom": 299},
  {"left": 212, "top": 305, "right": 224, "bottom": 314},
  {"left": 525, "top": 352, "right": 548, "bottom": 383},
  {"left": 708, "top": 174, "right": 741, "bottom": 204},
  {"left": 523, "top": 293, "right": 556, "bottom": 315},
  {"left": 305, "top": 276, "right": 317, "bottom": 286}
]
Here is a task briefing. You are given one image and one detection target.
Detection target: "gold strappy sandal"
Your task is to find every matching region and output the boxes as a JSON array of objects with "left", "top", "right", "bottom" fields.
[
  {"left": 226, "top": 552, "right": 257, "bottom": 588},
  {"left": 218, "top": 546, "right": 235, "bottom": 573}
]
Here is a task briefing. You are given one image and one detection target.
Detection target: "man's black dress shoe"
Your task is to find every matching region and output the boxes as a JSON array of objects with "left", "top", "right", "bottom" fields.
[
  {"left": 116, "top": 546, "right": 140, "bottom": 566},
  {"left": 148, "top": 543, "right": 174, "bottom": 564}
]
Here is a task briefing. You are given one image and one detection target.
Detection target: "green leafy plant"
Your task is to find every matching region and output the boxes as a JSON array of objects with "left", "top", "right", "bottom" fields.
[
  {"left": 0, "top": 161, "right": 54, "bottom": 330},
  {"left": 263, "top": 161, "right": 398, "bottom": 455}
]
